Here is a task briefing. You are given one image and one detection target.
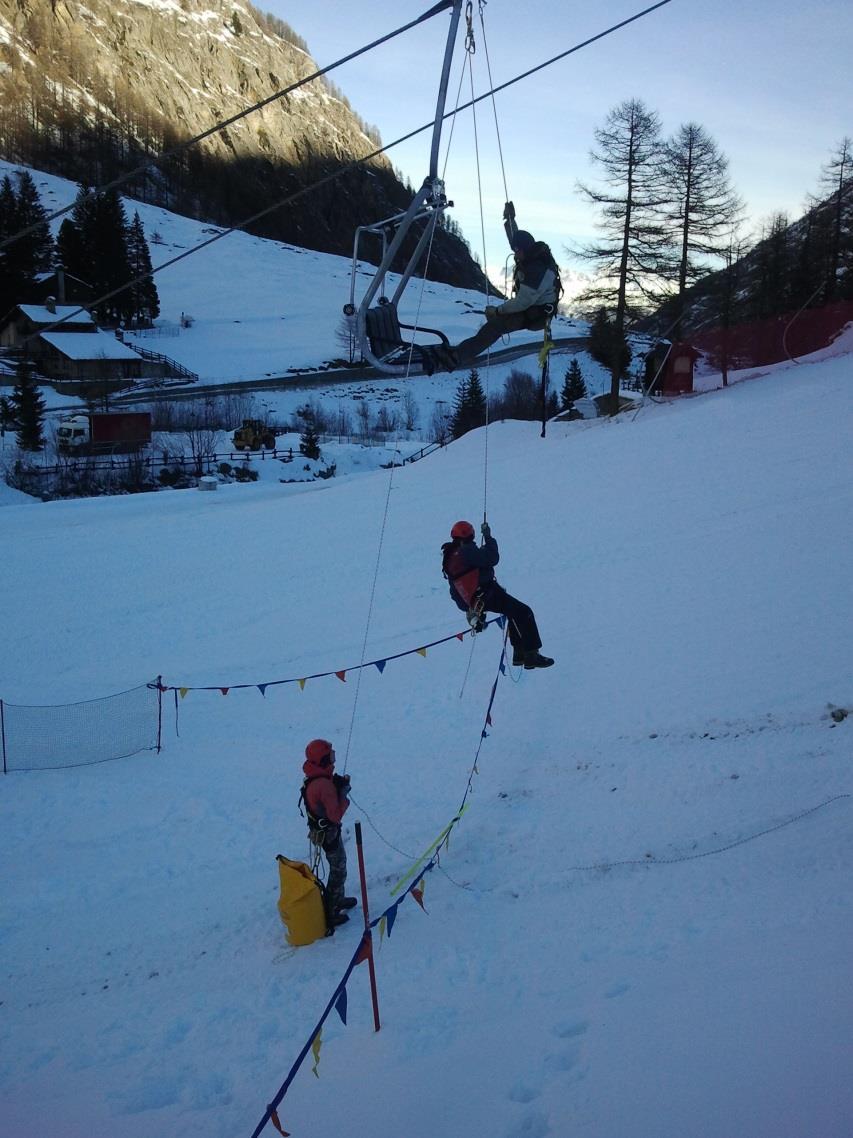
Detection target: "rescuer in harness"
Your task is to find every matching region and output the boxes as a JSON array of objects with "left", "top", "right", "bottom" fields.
[
  {"left": 300, "top": 739, "right": 358, "bottom": 927},
  {"left": 421, "top": 202, "right": 562, "bottom": 374},
  {"left": 441, "top": 520, "right": 554, "bottom": 669}
]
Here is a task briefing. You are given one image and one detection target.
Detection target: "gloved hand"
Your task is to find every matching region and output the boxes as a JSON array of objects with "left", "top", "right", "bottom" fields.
[
  {"left": 484, "top": 305, "right": 498, "bottom": 321},
  {"left": 481, "top": 521, "right": 491, "bottom": 538},
  {"left": 333, "top": 772, "right": 351, "bottom": 792},
  {"left": 503, "top": 200, "right": 516, "bottom": 222}
]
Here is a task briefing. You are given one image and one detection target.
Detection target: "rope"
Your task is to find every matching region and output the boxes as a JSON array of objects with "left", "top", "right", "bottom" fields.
[
  {"left": 20, "top": 0, "right": 678, "bottom": 349},
  {"left": 565, "top": 793, "right": 850, "bottom": 873},
  {"left": 462, "top": 22, "right": 494, "bottom": 527},
  {"left": 0, "top": 1, "right": 455, "bottom": 255},
  {"left": 478, "top": 0, "right": 510, "bottom": 205}
]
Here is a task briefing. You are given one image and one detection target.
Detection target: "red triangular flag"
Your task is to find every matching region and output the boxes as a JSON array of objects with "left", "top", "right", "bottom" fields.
[
  {"left": 220, "top": 687, "right": 229, "bottom": 696},
  {"left": 335, "top": 670, "right": 347, "bottom": 683}
]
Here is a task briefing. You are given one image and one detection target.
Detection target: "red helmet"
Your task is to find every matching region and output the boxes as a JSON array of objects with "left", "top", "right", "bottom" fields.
[
  {"left": 451, "top": 520, "right": 475, "bottom": 540},
  {"left": 305, "top": 738, "right": 334, "bottom": 765}
]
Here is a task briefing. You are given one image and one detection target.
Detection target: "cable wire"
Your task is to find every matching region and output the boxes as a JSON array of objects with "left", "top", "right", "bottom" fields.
[
  {"left": 19, "top": 0, "right": 677, "bottom": 348},
  {"left": 0, "top": 0, "right": 455, "bottom": 255}
]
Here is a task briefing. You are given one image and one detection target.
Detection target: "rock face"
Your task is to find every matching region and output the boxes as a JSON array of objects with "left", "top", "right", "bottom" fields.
[{"left": 0, "top": 0, "right": 487, "bottom": 288}]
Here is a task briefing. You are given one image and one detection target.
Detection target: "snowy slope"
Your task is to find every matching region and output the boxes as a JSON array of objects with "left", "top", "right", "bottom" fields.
[
  {"left": 0, "top": 159, "right": 586, "bottom": 385},
  {"left": 1, "top": 326, "right": 851, "bottom": 1138}
]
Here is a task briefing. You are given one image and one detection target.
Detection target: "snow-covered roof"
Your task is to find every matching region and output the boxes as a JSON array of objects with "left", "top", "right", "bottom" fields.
[
  {"left": 38, "top": 332, "right": 141, "bottom": 360},
  {"left": 18, "top": 304, "right": 95, "bottom": 326}
]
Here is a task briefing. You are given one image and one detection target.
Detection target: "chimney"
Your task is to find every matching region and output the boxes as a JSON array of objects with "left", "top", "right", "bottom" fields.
[
  {"left": 56, "top": 266, "right": 66, "bottom": 304},
  {"left": 45, "top": 296, "right": 56, "bottom": 314}
]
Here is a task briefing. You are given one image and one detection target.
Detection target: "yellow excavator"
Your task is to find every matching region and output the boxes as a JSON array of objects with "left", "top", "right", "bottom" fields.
[{"left": 233, "top": 418, "right": 275, "bottom": 451}]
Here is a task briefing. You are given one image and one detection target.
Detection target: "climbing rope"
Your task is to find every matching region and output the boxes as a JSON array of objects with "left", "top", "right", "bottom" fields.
[{"left": 564, "top": 793, "right": 850, "bottom": 873}]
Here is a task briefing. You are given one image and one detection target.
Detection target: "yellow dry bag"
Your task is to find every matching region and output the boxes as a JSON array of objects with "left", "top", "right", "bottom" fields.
[{"left": 276, "top": 855, "right": 328, "bottom": 946}]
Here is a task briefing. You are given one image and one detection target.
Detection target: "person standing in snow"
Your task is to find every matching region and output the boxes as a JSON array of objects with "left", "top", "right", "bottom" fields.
[
  {"left": 441, "top": 520, "right": 554, "bottom": 669},
  {"left": 300, "top": 739, "right": 357, "bottom": 926},
  {"left": 422, "top": 202, "right": 561, "bottom": 374}
]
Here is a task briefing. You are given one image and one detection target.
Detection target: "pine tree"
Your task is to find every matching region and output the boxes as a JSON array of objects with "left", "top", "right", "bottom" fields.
[
  {"left": 126, "top": 212, "right": 160, "bottom": 326},
  {"left": 748, "top": 213, "right": 792, "bottom": 319},
  {"left": 467, "top": 368, "right": 487, "bottom": 427},
  {"left": 661, "top": 123, "right": 742, "bottom": 338},
  {"left": 12, "top": 356, "right": 46, "bottom": 451},
  {"left": 63, "top": 186, "right": 133, "bottom": 325},
  {"left": 816, "top": 137, "right": 853, "bottom": 302},
  {"left": 0, "top": 171, "right": 55, "bottom": 316},
  {"left": 560, "top": 359, "right": 587, "bottom": 410},
  {"left": 576, "top": 98, "right": 669, "bottom": 410},
  {"left": 450, "top": 373, "right": 470, "bottom": 439},
  {"left": 450, "top": 370, "right": 487, "bottom": 438},
  {"left": 299, "top": 417, "right": 321, "bottom": 459}
]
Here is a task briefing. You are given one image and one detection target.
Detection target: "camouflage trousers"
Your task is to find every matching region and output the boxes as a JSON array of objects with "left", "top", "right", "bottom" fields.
[{"left": 321, "top": 826, "right": 348, "bottom": 914}]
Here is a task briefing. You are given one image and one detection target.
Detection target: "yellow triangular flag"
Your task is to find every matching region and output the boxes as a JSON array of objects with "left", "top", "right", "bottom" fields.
[
  {"left": 179, "top": 687, "right": 189, "bottom": 699},
  {"left": 379, "top": 915, "right": 387, "bottom": 944},
  {"left": 298, "top": 678, "right": 306, "bottom": 691},
  {"left": 417, "top": 647, "right": 427, "bottom": 658},
  {"left": 311, "top": 1029, "right": 322, "bottom": 1078}
]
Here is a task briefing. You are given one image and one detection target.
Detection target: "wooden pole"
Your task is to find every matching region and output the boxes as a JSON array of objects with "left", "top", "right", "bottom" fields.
[{"left": 354, "top": 821, "right": 381, "bottom": 1032}]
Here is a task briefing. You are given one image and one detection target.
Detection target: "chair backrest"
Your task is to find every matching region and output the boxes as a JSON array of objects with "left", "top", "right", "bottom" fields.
[{"left": 365, "top": 303, "right": 404, "bottom": 358}]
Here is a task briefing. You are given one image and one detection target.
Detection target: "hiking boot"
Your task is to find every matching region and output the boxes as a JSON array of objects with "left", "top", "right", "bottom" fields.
[
  {"left": 330, "top": 911, "right": 350, "bottom": 927},
  {"left": 338, "top": 897, "right": 358, "bottom": 911},
  {"left": 511, "top": 648, "right": 525, "bottom": 667},
  {"left": 524, "top": 651, "right": 554, "bottom": 670}
]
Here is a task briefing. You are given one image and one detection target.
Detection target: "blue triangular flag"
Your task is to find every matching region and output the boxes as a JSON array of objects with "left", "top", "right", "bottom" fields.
[
  {"left": 374, "top": 660, "right": 387, "bottom": 674},
  {"left": 386, "top": 902, "right": 399, "bottom": 937},
  {"left": 334, "top": 987, "right": 348, "bottom": 1026},
  {"left": 258, "top": 684, "right": 268, "bottom": 697},
  {"left": 499, "top": 659, "right": 506, "bottom": 674},
  {"left": 481, "top": 730, "right": 489, "bottom": 739},
  {"left": 496, "top": 615, "right": 507, "bottom": 629}
]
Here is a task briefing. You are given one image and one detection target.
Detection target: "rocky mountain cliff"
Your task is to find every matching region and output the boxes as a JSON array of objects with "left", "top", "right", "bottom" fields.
[{"left": 0, "top": 0, "right": 487, "bottom": 289}]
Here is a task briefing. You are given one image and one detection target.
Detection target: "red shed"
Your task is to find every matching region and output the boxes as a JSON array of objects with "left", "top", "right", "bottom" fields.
[{"left": 660, "top": 343, "right": 700, "bottom": 395}]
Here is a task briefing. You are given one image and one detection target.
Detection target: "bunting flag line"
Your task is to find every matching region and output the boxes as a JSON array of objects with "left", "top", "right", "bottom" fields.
[
  {"left": 249, "top": 634, "right": 508, "bottom": 1138},
  {"left": 390, "top": 805, "right": 470, "bottom": 896},
  {"left": 163, "top": 618, "right": 500, "bottom": 695}
]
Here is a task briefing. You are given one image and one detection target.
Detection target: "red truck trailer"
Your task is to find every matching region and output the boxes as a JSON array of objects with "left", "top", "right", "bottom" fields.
[{"left": 57, "top": 411, "right": 152, "bottom": 454}]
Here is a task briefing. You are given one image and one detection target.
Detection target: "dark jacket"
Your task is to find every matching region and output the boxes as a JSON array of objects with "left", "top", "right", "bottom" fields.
[{"left": 442, "top": 533, "right": 500, "bottom": 609}]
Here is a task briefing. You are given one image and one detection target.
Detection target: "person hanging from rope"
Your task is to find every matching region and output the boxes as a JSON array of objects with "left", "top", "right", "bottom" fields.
[
  {"left": 422, "top": 202, "right": 562, "bottom": 375},
  {"left": 442, "top": 519, "right": 554, "bottom": 669},
  {"left": 300, "top": 739, "right": 358, "bottom": 927}
]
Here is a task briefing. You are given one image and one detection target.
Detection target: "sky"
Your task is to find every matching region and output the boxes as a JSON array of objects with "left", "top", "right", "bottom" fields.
[
  {"left": 266, "top": 0, "right": 852, "bottom": 285},
  {"left": 1, "top": 158, "right": 852, "bottom": 1137}
]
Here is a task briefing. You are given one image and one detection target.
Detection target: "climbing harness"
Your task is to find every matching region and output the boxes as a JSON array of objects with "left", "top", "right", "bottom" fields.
[{"left": 345, "top": 0, "right": 465, "bottom": 373}]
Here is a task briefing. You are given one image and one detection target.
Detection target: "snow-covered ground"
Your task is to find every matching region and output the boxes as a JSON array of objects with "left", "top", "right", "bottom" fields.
[{"left": 1, "top": 278, "right": 851, "bottom": 1138}]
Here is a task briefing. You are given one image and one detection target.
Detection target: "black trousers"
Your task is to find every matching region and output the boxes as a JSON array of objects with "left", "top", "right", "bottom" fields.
[
  {"left": 453, "top": 307, "right": 549, "bottom": 369},
  {"left": 480, "top": 583, "right": 542, "bottom": 652}
]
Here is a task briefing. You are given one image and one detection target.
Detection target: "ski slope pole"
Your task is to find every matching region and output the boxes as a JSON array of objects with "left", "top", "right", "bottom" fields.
[{"left": 354, "top": 821, "right": 381, "bottom": 1032}]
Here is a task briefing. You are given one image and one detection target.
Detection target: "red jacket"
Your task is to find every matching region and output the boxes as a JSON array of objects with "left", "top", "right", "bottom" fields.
[{"left": 302, "top": 755, "right": 350, "bottom": 824}]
